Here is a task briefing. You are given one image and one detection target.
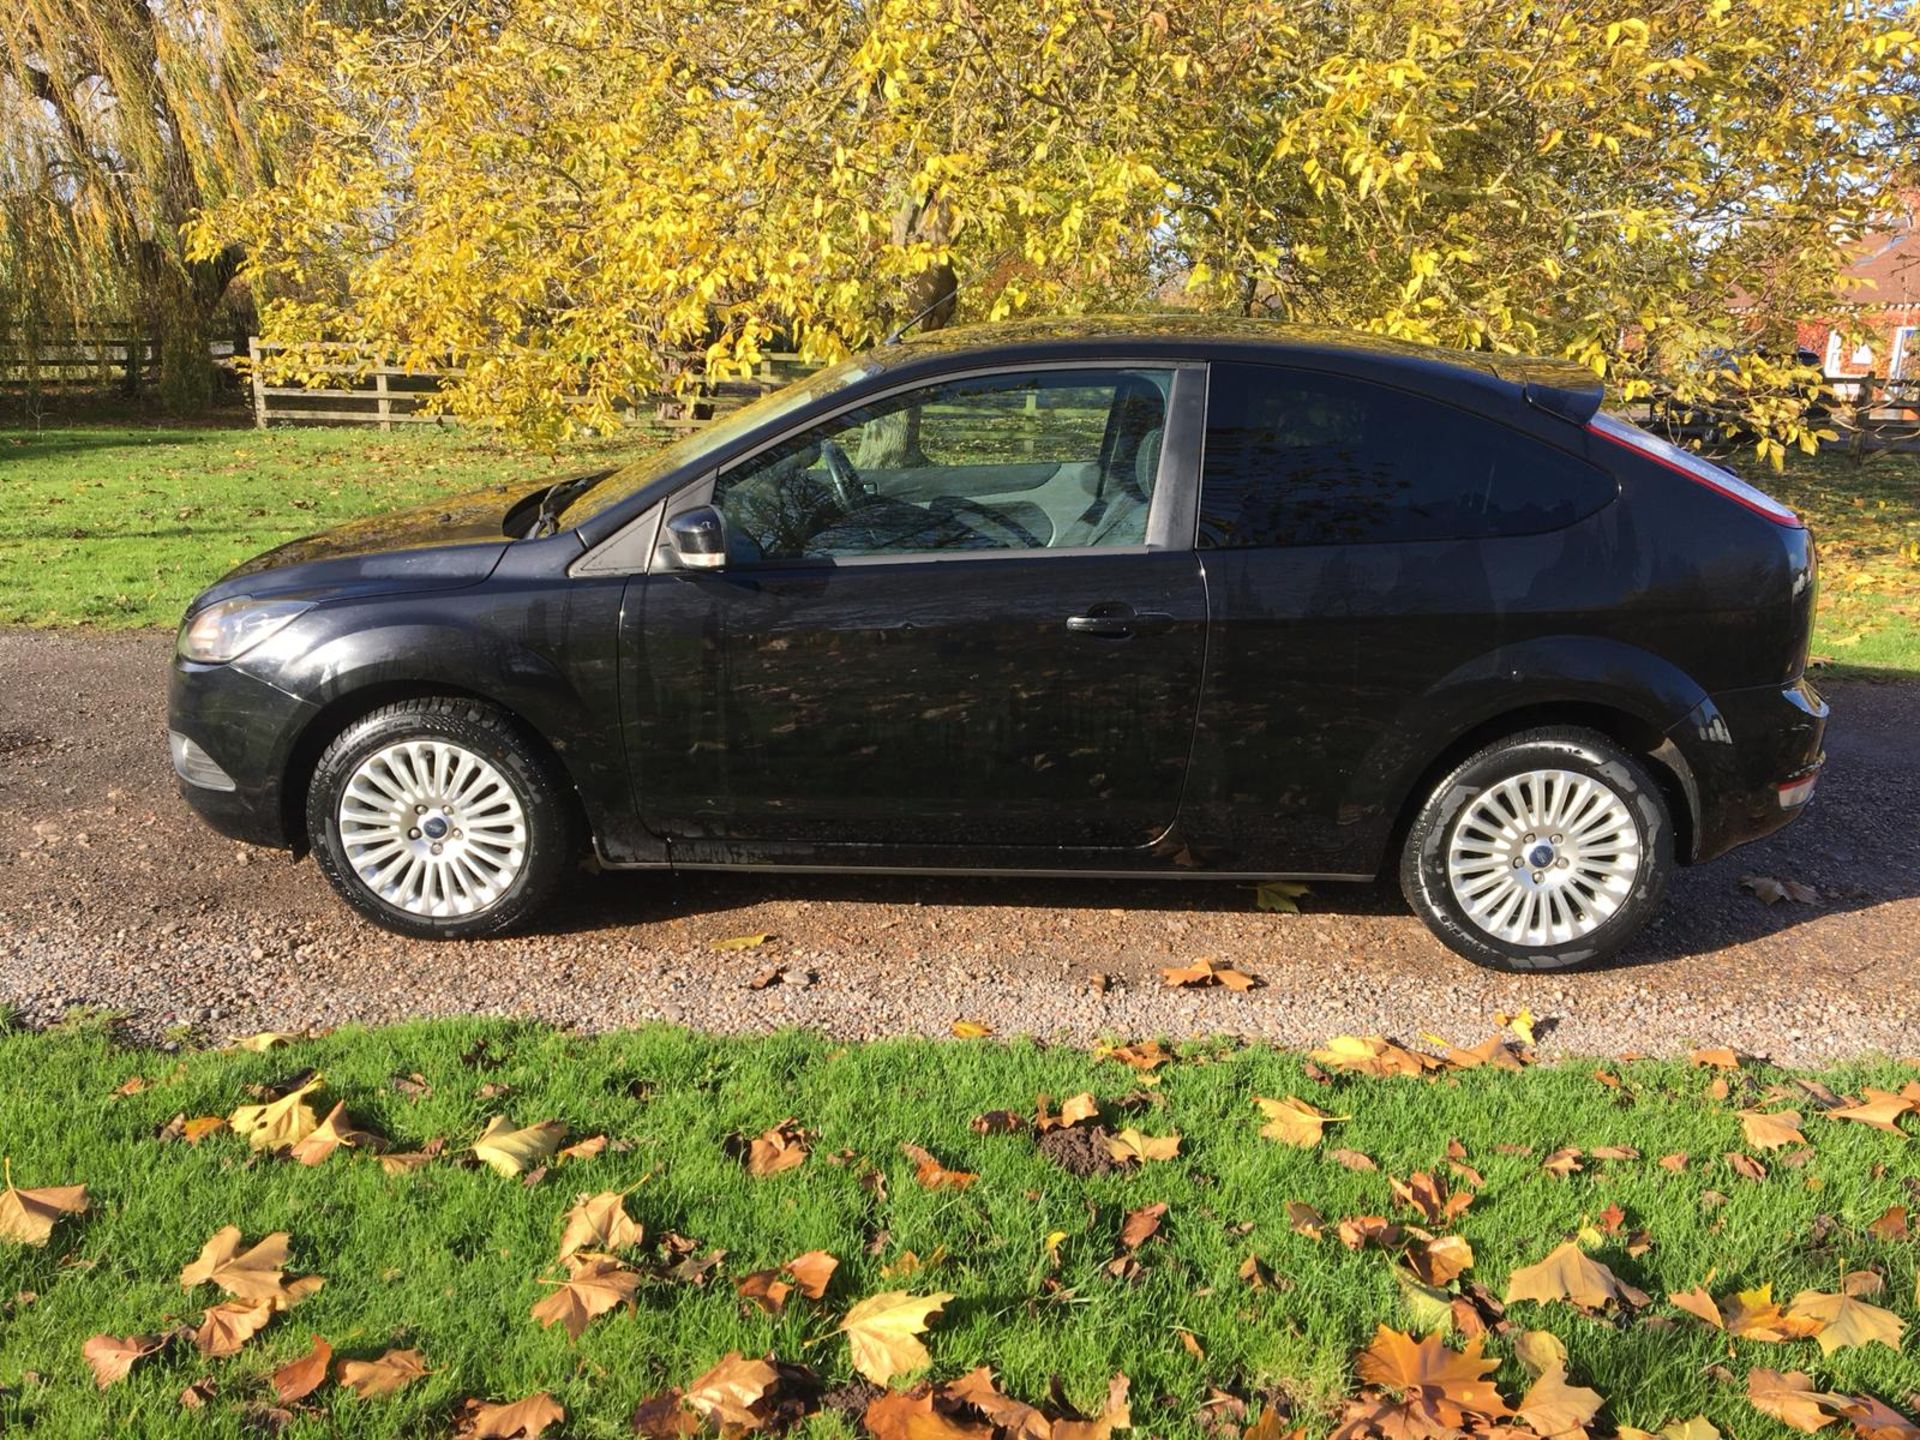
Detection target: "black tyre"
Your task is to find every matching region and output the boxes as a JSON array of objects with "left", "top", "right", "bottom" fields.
[
  {"left": 306, "top": 697, "right": 577, "bottom": 939},
  {"left": 1399, "top": 726, "right": 1673, "bottom": 972}
]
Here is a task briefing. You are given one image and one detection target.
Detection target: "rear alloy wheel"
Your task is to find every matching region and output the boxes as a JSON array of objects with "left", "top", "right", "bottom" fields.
[
  {"left": 1400, "top": 727, "right": 1672, "bottom": 971},
  {"left": 308, "top": 698, "right": 576, "bottom": 939}
]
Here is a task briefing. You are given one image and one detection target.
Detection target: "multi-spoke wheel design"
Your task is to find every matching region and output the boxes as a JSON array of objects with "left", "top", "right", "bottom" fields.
[
  {"left": 309, "top": 697, "right": 575, "bottom": 938},
  {"left": 336, "top": 740, "right": 529, "bottom": 917},
  {"left": 1444, "top": 768, "right": 1640, "bottom": 947},
  {"left": 1400, "top": 727, "right": 1672, "bottom": 972}
]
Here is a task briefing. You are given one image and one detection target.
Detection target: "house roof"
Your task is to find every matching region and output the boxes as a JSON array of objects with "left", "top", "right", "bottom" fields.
[{"left": 1840, "top": 195, "right": 1920, "bottom": 308}]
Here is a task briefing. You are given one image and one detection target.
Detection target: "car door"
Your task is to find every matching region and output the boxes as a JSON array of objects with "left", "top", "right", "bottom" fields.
[{"left": 621, "top": 362, "right": 1208, "bottom": 856}]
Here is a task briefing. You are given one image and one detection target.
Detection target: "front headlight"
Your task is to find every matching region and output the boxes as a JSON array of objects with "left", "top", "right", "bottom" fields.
[{"left": 176, "top": 597, "right": 313, "bottom": 664}]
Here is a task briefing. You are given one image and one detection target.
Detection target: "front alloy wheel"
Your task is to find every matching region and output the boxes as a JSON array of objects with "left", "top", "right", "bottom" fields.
[
  {"left": 308, "top": 698, "right": 575, "bottom": 938},
  {"left": 1401, "top": 726, "right": 1672, "bottom": 971}
]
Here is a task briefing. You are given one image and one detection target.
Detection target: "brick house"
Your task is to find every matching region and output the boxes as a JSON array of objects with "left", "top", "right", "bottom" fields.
[{"left": 1796, "top": 195, "right": 1920, "bottom": 401}]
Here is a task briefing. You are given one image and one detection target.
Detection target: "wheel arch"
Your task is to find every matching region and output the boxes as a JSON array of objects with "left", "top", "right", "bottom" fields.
[
  {"left": 277, "top": 680, "right": 591, "bottom": 860},
  {"left": 1381, "top": 700, "right": 1699, "bottom": 873},
  {"left": 1360, "top": 637, "right": 1714, "bottom": 874}
]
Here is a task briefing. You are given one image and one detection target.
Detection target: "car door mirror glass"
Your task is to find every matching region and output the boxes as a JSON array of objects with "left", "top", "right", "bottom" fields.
[{"left": 666, "top": 505, "right": 729, "bottom": 570}]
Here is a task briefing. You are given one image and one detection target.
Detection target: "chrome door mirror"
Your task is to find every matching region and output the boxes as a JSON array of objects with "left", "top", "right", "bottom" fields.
[{"left": 666, "top": 505, "right": 728, "bottom": 570}]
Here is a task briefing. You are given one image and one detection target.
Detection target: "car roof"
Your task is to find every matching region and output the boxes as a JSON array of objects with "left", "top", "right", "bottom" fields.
[{"left": 889, "top": 313, "right": 1603, "bottom": 421}]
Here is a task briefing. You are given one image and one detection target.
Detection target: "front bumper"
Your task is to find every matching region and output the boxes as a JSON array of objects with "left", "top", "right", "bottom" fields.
[
  {"left": 1666, "top": 676, "right": 1827, "bottom": 863},
  {"left": 168, "top": 654, "right": 320, "bottom": 849}
]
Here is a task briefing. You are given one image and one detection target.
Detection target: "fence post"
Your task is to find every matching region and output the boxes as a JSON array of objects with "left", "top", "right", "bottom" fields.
[
  {"left": 248, "top": 337, "right": 268, "bottom": 429},
  {"left": 376, "top": 365, "right": 392, "bottom": 432}
]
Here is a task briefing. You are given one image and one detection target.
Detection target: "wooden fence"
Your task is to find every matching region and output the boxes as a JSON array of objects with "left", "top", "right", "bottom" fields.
[
  {"left": 248, "top": 339, "right": 813, "bottom": 431},
  {"left": 1, "top": 328, "right": 238, "bottom": 393}
]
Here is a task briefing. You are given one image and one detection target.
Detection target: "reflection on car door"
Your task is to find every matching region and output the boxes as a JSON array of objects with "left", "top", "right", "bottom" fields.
[{"left": 622, "top": 364, "right": 1209, "bottom": 855}]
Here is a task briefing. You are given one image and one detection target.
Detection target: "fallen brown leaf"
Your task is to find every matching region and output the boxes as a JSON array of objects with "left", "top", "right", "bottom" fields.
[
  {"left": 1739, "top": 1109, "right": 1808, "bottom": 1151},
  {"left": 1505, "top": 1242, "right": 1649, "bottom": 1312},
  {"left": 903, "top": 1143, "right": 978, "bottom": 1190},
  {"left": 531, "top": 1254, "right": 640, "bottom": 1341},
  {"left": 557, "top": 1191, "right": 644, "bottom": 1260},
  {"left": 838, "top": 1290, "right": 952, "bottom": 1385},
  {"left": 1255, "top": 1096, "right": 1344, "bottom": 1148},
  {"left": 1160, "top": 959, "right": 1260, "bottom": 990},
  {"left": 741, "top": 1120, "right": 810, "bottom": 1177},
  {"left": 336, "top": 1347, "right": 429, "bottom": 1398},
  {"left": 460, "top": 1391, "right": 565, "bottom": 1438},
  {"left": 1748, "top": 1368, "right": 1844, "bottom": 1434},
  {"left": 82, "top": 1333, "right": 167, "bottom": 1388},
  {"left": 271, "top": 1336, "right": 332, "bottom": 1404},
  {"left": 472, "top": 1116, "right": 566, "bottom": 1177},
  {"left": 0, "top": 1165, "right": 87, "bottom": 1247},
  {"left": 229, "top": 1077, "right": 324, "bottom": 1152},
  {"left": 683, "top": 1351, "right": 780, "bottom": 1428},
  {"left": 194, "top": 1298, "right": 275, "bottom": 1357}
]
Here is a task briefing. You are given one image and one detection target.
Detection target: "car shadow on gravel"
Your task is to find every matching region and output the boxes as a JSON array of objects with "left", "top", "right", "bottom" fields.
[{"left": 534, "top": 834, "right": 1920, "bottom": 976}]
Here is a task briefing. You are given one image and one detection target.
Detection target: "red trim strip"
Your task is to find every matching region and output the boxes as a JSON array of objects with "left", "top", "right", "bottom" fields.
[{"left": 1587, "top": 421, "right": 1802, "bottom": 528}]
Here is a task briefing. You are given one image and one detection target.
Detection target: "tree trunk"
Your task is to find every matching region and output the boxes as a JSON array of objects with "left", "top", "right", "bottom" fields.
[{"left": 855, "top": 194, "right": 957, "bottom": 470}]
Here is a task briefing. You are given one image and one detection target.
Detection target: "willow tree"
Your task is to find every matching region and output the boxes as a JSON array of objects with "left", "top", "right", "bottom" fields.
[
  {"left": 1, "top": 0, "right": 282, "bottom": 406},
  {"left": 206, "top": 0, "right": 1916, "bottom": 453}
]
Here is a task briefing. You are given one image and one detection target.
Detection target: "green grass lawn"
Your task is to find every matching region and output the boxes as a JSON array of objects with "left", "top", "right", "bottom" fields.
[
  {"left": 1, "top": 1017, "right": 1915, "bottom": 1438},
  {"left": 2, "top": 415, "right": 1917, "bottom": 678},
  {"left": 0, "top": 423, "right": 644, "bottom": 629}
]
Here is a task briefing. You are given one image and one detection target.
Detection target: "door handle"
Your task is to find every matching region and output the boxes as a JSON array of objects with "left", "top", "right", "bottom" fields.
[{"left": 1066, "top": 603, "right": 1137, "bottom": 639}]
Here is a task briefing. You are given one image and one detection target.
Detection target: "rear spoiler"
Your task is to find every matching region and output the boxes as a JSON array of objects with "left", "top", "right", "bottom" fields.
[
  {"left": 1522, "top": 379, "right": 1605, "bottom": 426},
  {"left": 1472, "top": 353, "right": 1606, "bottom": 426}
]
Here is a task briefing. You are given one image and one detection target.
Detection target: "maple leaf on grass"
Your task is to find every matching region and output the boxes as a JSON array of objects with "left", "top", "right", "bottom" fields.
[
  {"left": 1389, "top": 1171, "right": 1473, "bottom": 1227},
  {"left": 838, "top": 1290, "right": 952, "bottom": 1384},
  {"left": 472, "top": 1115, "right": 567, "bottom": 1176},
  {"left": 1104, "top": 1128, "right": 1180, "bottom": 1165},
  {"left": 865, "top": 1385, "right": 996, "bottom": 1440},
  {"left": 1506, "top": 1242, "right": 1650, "bottom": 1312},
  {"left": 1518, "top": 1363, "right": 1605, "bottom": 1440},
  {"left": 944, "top": 1368, "right": 1053, "bottom": 1440},
  {"left": 735, "top": 1118, "right": 810, "bottom": 1176},
  {"left": 683, "top": 1351, "right": 780, "bottom": 1429},
  {"left": 336, "top": 1347, "right": 429, "bottom": 1399},
  {"left": 0, "top": 1160, "right": 87, "bottom": 1246},
  {"left": 1748, "top": 1368, "right": 1845, "bottom": 1434},
  {"left": 1405, "top": 1234, "right": 1475, "bottom": 1288},
  {"left": 229, "top": 1075, "right": 327, "bottom": 1153},
  {"left": 1739, "top": 1108, "right": 1808, "bottom": 1150},
  {"left": 195, "top": 1298, "right": 276, "bottom": 1357},
  {"left": 1119, "top": 1200, "right": 1168, "bottom": 1252},
  {"left": 1786, "top": 1286, "right": 1906, "bottom": 1354},
  {"left": 1343, "top": 1325, "right": 1513, "bottom": 1436},
  {"left": 1311, "top": 1035, "right": 1435, "bottom": 1077},
  {"left": 271, "top": 1335, "right": 332, "bottom": 1404},
  {"left": 904, "top": 1142, "right": 977, "bottom": 1190},
  {"left": 458, "top": 1392, "right": 565, "bottom": 1438},
  {"left": 1689, "top": 1047, "right": 1741, "bottom": 1069},
  {"left": 786, "top": 1249, "right": 838, "bottom": 1299},
  {"left": 290, "top": 1101, "right": 381, "bottom": 1165},
  {"left": 1255, "top": 1095, "right": 1345, "bottom": 1147},
  {"left": 531, "top": 1253, "right": 640, "bottom": 1340},
  {"left": 82, "top": 1332, "right": 167, "bottom": 1388},
  {"left": 557, "top": 1190, "right": 643, "bottom": 1259},
  {"left": 179, "top": 1227, "right": 321, "bottom": 1307},
  {"left": 1829, "top": 1089, "right": 1916, "bottom": 1133}
]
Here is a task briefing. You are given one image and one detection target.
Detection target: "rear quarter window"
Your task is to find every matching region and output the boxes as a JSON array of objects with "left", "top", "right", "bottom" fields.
[{"left": 1199, "top": 362, "right": 1616, "bottom": 548}]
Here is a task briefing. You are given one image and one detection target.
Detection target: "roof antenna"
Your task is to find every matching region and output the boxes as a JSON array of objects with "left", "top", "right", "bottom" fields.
[{"left": 883, "top": 279, "right": 961, "bottom": 346}]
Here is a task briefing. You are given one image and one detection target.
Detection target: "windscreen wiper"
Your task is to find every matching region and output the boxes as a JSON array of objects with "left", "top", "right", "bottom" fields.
[{"left": 527, "top": 469, "right": 615, "bottom": 538}]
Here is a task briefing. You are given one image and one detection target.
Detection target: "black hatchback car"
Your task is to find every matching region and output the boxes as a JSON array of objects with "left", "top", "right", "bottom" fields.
[{"left": 170, "top": 317, "right": 1826, "bottom": 971}]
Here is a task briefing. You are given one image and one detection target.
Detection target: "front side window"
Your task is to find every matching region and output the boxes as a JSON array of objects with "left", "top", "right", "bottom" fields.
[
  {"left": 712, "top": 368, "right": 1173, "bottom": 562},
  {"left": 1199, "top": 362, "right": 1615, "bottom": 549}
]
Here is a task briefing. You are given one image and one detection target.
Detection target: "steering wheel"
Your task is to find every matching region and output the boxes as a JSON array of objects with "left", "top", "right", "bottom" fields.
[{"left": 816, "top": 438, "right": 869, "bottom": 513}]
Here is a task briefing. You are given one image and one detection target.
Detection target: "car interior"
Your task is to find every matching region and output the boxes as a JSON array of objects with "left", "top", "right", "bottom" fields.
[{"left": 713, "top": 368, "right": 1172, "bottom": 561}]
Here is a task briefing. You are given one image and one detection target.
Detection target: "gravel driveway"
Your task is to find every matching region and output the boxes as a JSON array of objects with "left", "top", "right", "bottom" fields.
[{"left": 2, "top": 628, "right": 1916, "bottom": 1064}]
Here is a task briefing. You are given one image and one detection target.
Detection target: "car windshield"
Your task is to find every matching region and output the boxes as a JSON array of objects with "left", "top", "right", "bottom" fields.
[{"left": 560, "top": 354, "right": 886, "bottom": 527}]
